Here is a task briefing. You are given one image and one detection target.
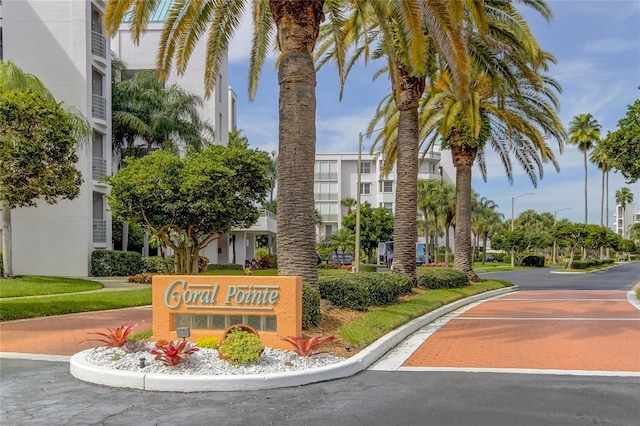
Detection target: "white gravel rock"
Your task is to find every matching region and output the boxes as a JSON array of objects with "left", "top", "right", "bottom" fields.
[{"left": 85, "top": 343, "right": 346, "bottom": 376}]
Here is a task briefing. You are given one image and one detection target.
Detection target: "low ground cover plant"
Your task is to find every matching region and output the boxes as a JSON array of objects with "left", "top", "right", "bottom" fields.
[{"left": 196, "top": 336, "right": 220, "bottom": 349}]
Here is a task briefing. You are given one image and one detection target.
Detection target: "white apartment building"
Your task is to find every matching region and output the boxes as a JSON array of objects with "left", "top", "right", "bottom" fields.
[
  {"left": 314, "top": 148, "right": 449, "bottom": 241},
  {"left": 1, "top": 0, "right": 113, "bottom": 276},
  {"left": 614, "top": 203, "right": 639, "bottom": 239}
]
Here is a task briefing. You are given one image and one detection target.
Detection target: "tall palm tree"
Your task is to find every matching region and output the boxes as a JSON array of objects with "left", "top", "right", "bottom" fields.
[
  {"left": 363, "top": 0, "right": 562, "bottom": 280},
  {"left": 615, "top": 187, "right": 634, "bottom": 238},
  {"left": 105, "top": 0, "right": 337, "bottom": 288},
  {"left": 435, "top": 181, "right": 456, "bottom": 267},
  {"left": 590, "top": 142, "right": 613, "bottom": 226},
  {"left": 568, "top": 113, "right": 601, "bottom": 224},
  {"left": 316, "top": 1, "right": 481, "bottom": 281},
  {"left": 472, "top": 199, "right": 504, "bottom": 264}
]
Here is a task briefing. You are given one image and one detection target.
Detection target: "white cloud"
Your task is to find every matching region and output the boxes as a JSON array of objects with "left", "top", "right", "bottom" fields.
[{"left": 228, "top": 7, "right": 278, "bottom": 64}]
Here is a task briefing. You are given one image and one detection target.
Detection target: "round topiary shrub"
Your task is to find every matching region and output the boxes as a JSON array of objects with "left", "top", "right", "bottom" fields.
[{"left": 217, "top": 327, "right": 264, "bottom": 365}]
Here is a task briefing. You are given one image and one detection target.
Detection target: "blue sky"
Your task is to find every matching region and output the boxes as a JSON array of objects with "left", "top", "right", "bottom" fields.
[{"left": 226, "top": 1, "right": 640, "bottom": 227}]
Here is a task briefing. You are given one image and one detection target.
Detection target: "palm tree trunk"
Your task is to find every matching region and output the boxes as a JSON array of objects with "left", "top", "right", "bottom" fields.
[
  {"left": 583, "top": 151, "right": 588, "bottom": 224},
  {"left": 271, "top": 0, "right": 323, "bottom": 289},
  {"left": 392, "top": 71, "right": 424, "bottom": 282},
  {"left": 423, "top": 210, "right": 429, "bottom": 261},
  {"left": 2, "top": 202, "right": 14, "bottom": 278},
  {"left": 452, "top": 145, "right": 480, "bottom": 282},
  {"left": 433, "top": 211, "right": 439, "bottom": 261},
  {"left": 605, "top": 170, "right": 610, "bottom": 258}
]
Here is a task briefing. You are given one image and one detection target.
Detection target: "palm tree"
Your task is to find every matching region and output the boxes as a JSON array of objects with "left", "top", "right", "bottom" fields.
[
  {"left": 615, "top": 187, "right": 634, "bottom": 238},
  {"left": 569, "top": 113, "right": 601, "bottom": 224},
  {"left": 629, "top": 223, "right": 640, "bottom": 243},
  {"left": 436, "top": 181, "right": 456, "bottom": 267},
  {"left": 326, "top": 227, "right": 355, "bottom": 265},
  {"left": 112, "top": 70, "right": 214, "bottom": 155},
  {"left": 316, "top": 1, "right": 481, "bottom": 281},
  {"left": 363, "top": 1, "right": 563, "bottom": 280},
  {"left": 590, "top": 142, "right": 613, "bottom": 226},
  {"left": 105, "top": 0, "right": 334, "bottom": 288},
  {"left": 472, "top": 200, "right": 504, "bottom": 264},
  {"left": 341, "top": 198, "right": 357, "bottom": 215}
]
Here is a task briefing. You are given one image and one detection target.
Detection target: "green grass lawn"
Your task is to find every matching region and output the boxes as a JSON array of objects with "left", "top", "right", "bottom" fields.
[
  {"left": 0, "top": 288, "right": 152, "bottom": 321},
  {"left": 0, "top": 276, "right": 103, "bottom": 298}
]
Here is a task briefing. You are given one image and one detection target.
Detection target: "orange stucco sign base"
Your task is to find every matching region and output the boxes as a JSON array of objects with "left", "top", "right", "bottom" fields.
[{"left": 152, "top": 275, "right": 302, "bottom": 350}]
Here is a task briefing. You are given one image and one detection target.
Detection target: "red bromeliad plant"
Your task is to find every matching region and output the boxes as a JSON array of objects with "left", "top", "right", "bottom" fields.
[
  {"left": 80, "top": 321, "right": 141, "bottom": 348},
  {"left": 150, "top": 340, "right": 199, "bottom": 366},
  {"left": 281, "top": 335, "right": 336, "bottom": 357}
]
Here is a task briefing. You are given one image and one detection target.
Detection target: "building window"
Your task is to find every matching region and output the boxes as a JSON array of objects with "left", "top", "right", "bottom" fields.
[
  {"left": 314, "top": 182, "right": 338, "bottom": 201},
  {"left": 380, "top": 202, "right": 393, "bottom": 213},
  {"left": 315, "top": 202, "right": 338, "bottom": 222},
  {"left": 361, "top": 162, "right": 371, "bottom": 174},
  {"left": 175, "top": 313, "right": 277, "bottom": 332},
  {"left": 325, "top": 224, "right": 333, "bottom": 236},
  {"left": 315, "top": 160, "right": 338, "bottom": 180},
  {"left": 379, "top": 180, "right": 394, "bottom": 193},
  {"left": 360, "top": 183, "right": 371, "bottom": 195}
]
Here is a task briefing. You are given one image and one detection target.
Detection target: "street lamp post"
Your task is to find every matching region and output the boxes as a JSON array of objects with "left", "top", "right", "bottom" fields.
[
  {"left": 553, "top": 208, "right": 571, "bottom": 264},
  {"left": 511, "top": 192, "right": 534, "bottom": 267},
  {"left": 354, "top": 132, "right": 363, "bottom": 273}
]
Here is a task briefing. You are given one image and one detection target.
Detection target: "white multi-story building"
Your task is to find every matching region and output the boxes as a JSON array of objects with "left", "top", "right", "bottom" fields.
[
  {"left": 614, "top": 203, "right": 639, "bottom": 239},
  {"left": 314, "top": 148, "right": 450, "bottom": 241},
  {"left": 1, "top": 0, "right": 113, "bottom": 276}
]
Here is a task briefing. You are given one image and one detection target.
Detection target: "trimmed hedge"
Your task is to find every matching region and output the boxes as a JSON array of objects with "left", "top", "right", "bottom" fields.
[
  {"left": 358, "top": 264, "right": 379, "bottom": 273},
  {"left": 302, "top": 282, "right": 321, "bottom": 329},
  {"left": 206, "top": 263, "right": 243, "bottom": 271},
  {"left": 521, "top": 255, "right": 545, "bottom": 267},
  {"left": 319, "top": 272, "right": 413, "bottom": 311},
  {"left": 91, "top": 250, "right": 144, "bottom": 277},
  {"left": 416, "top": 268, "right": 469, "bottom": 289}
]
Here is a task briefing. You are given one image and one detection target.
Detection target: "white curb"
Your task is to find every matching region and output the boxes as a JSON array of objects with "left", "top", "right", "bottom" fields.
[{"left": 70, "top": 286, "right": 517, "bottom": 392}]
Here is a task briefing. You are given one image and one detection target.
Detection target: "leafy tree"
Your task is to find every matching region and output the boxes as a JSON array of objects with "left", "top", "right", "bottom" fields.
[
  {"left": 342, "top": 202, "right": 394, "bottom": 263},
  {"left": 491, "top": 230, "right": 551, "bottom": 266},
  {"left": 629, "top": 223, "right": 640, "bottom": 242},
  {"left": 105, "top": 145, "right": 270, "bottom": 274},
  {"left": 569, "top": 113, "right": 601, "bottom": 223},
  {"left": 600, "top": 98, "right": 640, "bottom": 183},
  {"left": 552, "top": 222, "right": 589, "bottom": 269},
  {"left": 0, "top": 91, "right": 84, "bottom": 278}
]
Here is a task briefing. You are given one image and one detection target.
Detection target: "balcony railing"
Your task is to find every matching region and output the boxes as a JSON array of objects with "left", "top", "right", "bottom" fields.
[
  {"left": 91, "top": 31, "right": 107, "bottom": 59},
  {"left": 92, "top": 94, "right": 106, "bottom": 120},
  {"left": 93, "top": 219, "right": 107, "bottom": 244},
  {"left": 92, "top": 157, "right": 107, "bottom": 180},
  {"left": 314, "top": 172, "right": 338, "bottom": 180},
  {"left": 314, "top": 193, "right": 339, "bottom": 201}
]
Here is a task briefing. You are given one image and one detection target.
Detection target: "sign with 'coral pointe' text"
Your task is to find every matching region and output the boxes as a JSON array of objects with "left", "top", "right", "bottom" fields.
[{"left": 152, "top": 275, "right": 302, "bottom": 350}]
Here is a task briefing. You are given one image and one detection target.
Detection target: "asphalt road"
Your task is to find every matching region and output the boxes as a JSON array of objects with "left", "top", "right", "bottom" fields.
[{"left": 1, "top": 263, "right": 639, "bottom": 425}]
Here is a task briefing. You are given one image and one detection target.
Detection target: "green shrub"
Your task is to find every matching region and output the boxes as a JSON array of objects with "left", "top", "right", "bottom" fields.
[
  {"left": 493, "top": 253, "right": 505, "bottom": 262},
  {"left": 205, "top": 263, "right": 243, "bottom": 271},
  {"left": 91, "top": 250, "right": 144, "bottom": 277},
  {"left": 217, "top": 328, "right": 264, "bottom": 365},
  {"left": 196, "top": 336, "right": 220, "bottom": 349},
  {"left": 319, "top": 272, "right": 409, "bottom": 310},
  {"left": 142, "top": 256, "right": 169, "bottom": 273},
  {"left": 302, "top": 282, "right": 322, "bottom": 329},
  {"left": 521, "top": 255, "right": 545, "bottom": 267},
  {"left": 416, "top": 268, "right": 469, "bottom": 289},
  {"left": 358, "top": 264, "right": 379, "bottom": 273},
  {"left": 568, "top": 260, "right": 589, "bottom": 269}
]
